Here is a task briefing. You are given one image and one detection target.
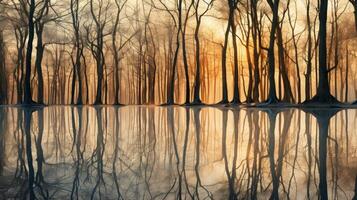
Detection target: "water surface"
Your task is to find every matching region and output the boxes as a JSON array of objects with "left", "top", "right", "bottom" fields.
[{"left": 0, "top": 106, "right": 356, "bottom": 199}]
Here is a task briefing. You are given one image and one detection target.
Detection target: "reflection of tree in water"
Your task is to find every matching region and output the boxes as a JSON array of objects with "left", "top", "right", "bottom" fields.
[
  {"left": 0, "top": 108, "right": 6, "bottom": 176},
  {"left": 0, "top": 107, "right": 356, "bottom": 199}
]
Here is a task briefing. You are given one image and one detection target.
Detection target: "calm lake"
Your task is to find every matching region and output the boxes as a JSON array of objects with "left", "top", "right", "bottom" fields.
[{"left": 0, "top": 106, "right": 356, "bottom": 199}]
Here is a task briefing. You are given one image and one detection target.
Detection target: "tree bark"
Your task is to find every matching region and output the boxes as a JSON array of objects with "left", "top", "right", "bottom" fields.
[
  {"left": 265, "top": 0, "right": 280, "bottom": 103},
  {"left": 310, "top": 0, "right": 337, "bottom": 103},
  {"left": 24, "top": 0, "right": 36, "bottom": 105}
]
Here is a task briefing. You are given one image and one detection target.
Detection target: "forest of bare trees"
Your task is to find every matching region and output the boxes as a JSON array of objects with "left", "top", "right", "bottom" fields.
[{"left": 0, "top": 0, "right": 357, "bottom": 105}]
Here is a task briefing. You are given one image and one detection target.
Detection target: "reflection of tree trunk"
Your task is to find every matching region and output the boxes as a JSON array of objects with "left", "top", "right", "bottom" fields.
[
  {"left": 35, "top": 109, "right": 45, "bottom": 184},
  {"left": 112, "top": 107, "right": 123, "bottom": 199},
  {"left": 317, "top": 116, "right": 328, "bottom": 200},
  {"left": 91, "top": 107, "right": 105, "bottom": 199},
  {"left": 168, "top": 107, "right": 183, "bottom": 199},
  {"left": 70, "top": 107, "right": 84, "bottom": 199},
  {"left": 248, "top": 110, "right": 260, "bottom": 199},
  {"left": 182, "top": 108, "right": 193, "bottom": 198},
  {"left": 0, "top": 108, "right": 5, "bottom": 174},
  {"left": 305, "top": 109, "right": 339, "bottom": 200},
  {"left": 193, "top": 108, "right": 211, "bottom": 198},
  {"left": 264, "top": 110, "right": 288, "bottom": 198},
  {"left": 223, "top": 109, "right": 239, "bottom": 199},
  {"left": 24, "top": 109, "right": 35, "bottom": 199},
  {"left": 287, "top": 110, "right": 300, "bottom": 197},
  {"left": 305, "top": 113, "right": 312, "bottom": 199}
]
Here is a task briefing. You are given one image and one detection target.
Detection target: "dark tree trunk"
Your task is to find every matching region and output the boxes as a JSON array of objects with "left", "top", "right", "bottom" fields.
[
  {"left": 251, "top": 0, "right": 261, "bottom": 102},
  {"left": 193, "top": 17, "right": 202, "bottom": 105},
  {"left": 277, "top": 25, "right": 294, "bottom": 102},
  {"left": 24, "top": 0, "right": 36, "bottom": 105},
  {"left": 305, "top": 0, "right": 312, "bottom": 101},
  {"left": 265, "top": 0, "right": 280, "bottom": 103},
  {"left": 70, "top": 0, "right": 83, "bottom": 105},
  {"left": 231, "top": 8, "right": 240, "bottom": 104},
  {"left": 345, "top": 47, "right": 349, "bottom": 102},
  {"left": 0, "top": 31, "right": 7, "bottom": 104},
  {"left": 182, "top": 0, "right": 193, "bottom": 104},
  {"left": 35, "top": 23, "right": 45, "bottom": 105},
  {"left": 309, "top": 0, "right": 337, "bottom": 103},
  {"left": 230, "top": 13, "right": 241, "bottom": 104},
  {"left": 220, "top": 14, "right": 231, "bottom": 104}
]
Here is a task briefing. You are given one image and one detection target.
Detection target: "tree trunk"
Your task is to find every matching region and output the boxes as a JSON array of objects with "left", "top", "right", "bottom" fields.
[
  {"left": 24, "top": 0, "right": 36, "bottom": 105},
  {"left": 35, "top": 23, "right": 45, "bottom": 105},
  {"left": 251, "top": 0, "right": 260, "bottom": 102},
  {"left": 193, "top": 18, "right": 202, "bottom": 104},
  {"left": 231, "top": 8, "right": 240, "bottom": 104},
  {"left": 310, "top": 0, "right": 337, "bottom": 103},
  {"left": 277, "top": 25, "right": 294, "bottom": 102},
  {"left": 305, "top": 0, "right": 312, "bottom": 101},
  {"left": 0, "top": 31, "right": 6, "bottom": 104},
  {"left": 220, "top": 13, "right": 231, "bottom": 104},
  {"left": 266, "top": 0, "right": 279, "bottom": 103}
]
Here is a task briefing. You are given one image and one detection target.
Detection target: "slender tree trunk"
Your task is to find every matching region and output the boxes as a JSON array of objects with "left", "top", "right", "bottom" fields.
[
  {"left": 220, "top": 13, "right": 231, "bottom": 104},
  {"left": 182, "top": 0, "right": 193, "bottom": 104},
  {"left": 24, "top": 0, "right": 36, "bottom": 105},
  {"left": 305, "top": 0, "right": 312, "bottom": 101},
  {"left": 35, "top": 23, "right": 45, "bottom": 104},
  {"left": 193, "top": 17, "right": 202, "bottom": 104},
  {"left": 277, "top": 25, "right": 294, "bottom": 102},
  {"left": 0, "top": 31, "right": 6, "bottom": 104},
  {"left": 345, "top": 47, "right": 349, "bottom": 102},
  {"left": 231, "top": 8, "right": 240, "bottom": 104},
  {"left": 251, "top": 0, "right": 260, "bottom": 102}
]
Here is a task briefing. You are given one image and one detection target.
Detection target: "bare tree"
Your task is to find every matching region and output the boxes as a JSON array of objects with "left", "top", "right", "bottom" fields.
[
  {"left": 112, "top": 0, "right": 129, "bottom": 105},
  {"left": 192, "top": 0, "right": 214, "bottom": 105},
  {"left": 265, "top": 0, "right": 280, "bottom": 103},
  {"left": 23, "top": 0, "right": 36, "bottom": 104},
  {"left": 308, "top": 0, "right": 338, "bottom": 103},
  {"left": 34, "top": 0, "right": 51, "bottom": 105},
  {"left": 70, "top": 0, "right": 83, "bottom": 104},
  {"left": 87, "top": 0, "right": 109, "bottom": 105}
]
